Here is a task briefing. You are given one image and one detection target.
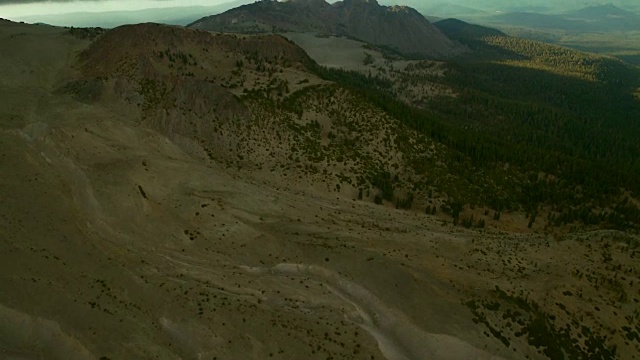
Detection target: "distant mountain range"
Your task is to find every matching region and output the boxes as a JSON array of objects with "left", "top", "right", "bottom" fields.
[
  {"left": 11, "top": 0, "right": 253, "bottom": 28},
  {"left": 188, "top": 0, "right": 467, "bottom": 59},
  {"left": 381, "top": 1, "right": 639, "bottom": 28},
  {"left": 567, "top": 3, "right": 634, "bottom": 18},
  {"left": 486, "top": 4, "right": 640, "bottom": 32},
  {"left": 383, "top": 0, "right": 640, "bottom": 15}
]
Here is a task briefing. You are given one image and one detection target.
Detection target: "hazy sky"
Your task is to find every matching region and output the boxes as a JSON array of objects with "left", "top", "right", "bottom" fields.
[
  {"left": 1, "top": 0, "right": 637, "bottom": 21},
  {"left": 0, "top": 0, "right": 233, "bottom": 16}
]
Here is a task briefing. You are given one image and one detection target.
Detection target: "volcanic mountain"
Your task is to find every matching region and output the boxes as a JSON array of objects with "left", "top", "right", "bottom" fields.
[{"left": 188, "top": 0, "right": 466, "bottom": 59}]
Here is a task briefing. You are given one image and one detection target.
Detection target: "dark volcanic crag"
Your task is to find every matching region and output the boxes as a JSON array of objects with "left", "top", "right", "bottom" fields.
[{"left": 188, "top": 0, "right": 466, "bottom": 59}]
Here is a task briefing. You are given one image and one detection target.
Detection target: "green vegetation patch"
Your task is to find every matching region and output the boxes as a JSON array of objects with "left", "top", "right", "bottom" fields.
[
  {"left": 466, "top": 286, "right": 619, "bottom": 359},
  {"left": 312, "top": 35, "right": 640, "bottom": 229}
]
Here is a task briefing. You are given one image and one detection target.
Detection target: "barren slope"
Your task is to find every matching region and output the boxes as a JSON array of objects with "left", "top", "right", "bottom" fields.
[{"left": 1, "top": 21, "right": 639, "bottom": 360}]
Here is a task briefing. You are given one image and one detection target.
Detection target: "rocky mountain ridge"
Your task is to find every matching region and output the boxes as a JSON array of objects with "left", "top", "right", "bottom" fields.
[{"left": 188, "top": 0, "right": 466, "bottom": 58}]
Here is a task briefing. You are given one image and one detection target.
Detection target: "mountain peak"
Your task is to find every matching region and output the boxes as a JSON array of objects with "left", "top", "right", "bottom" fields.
[
  {"left": 567, "top": 3, "right": 634, "bottom": 18},
  {"left": 189, "top": 0, "right": 466, "bottom": 58}
]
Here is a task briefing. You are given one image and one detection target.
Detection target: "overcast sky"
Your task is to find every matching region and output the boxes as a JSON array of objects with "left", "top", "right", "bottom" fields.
[
  {"left": 0, "top": 0, "right": 234, "bottom": 16},
  {"left": 1, "top": 0, "right": 637, "bottom": 22}
]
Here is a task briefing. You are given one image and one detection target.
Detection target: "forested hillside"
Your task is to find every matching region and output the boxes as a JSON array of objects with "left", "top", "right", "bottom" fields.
[{"left": 316, "top": 32, "right": 640, "bottom": 230}]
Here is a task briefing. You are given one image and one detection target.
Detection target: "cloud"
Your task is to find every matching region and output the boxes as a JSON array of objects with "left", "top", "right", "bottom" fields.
[
  {"left": 0, "top": 0, "right": 174, "bottom": 3},
  {"left": 0, "top": 0, "right": 222, "bottom": 7},
  {"left": 0, "top": 0, "right": 85, "bottom": 3},
  {"left": 0, "top": 0, "right": 230, "bottom": 17}
]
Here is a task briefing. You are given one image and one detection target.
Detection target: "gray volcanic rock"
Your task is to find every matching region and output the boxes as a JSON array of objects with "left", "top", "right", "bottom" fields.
[{"left": 188, "top": 0, "right": 466, "bottom": 58}]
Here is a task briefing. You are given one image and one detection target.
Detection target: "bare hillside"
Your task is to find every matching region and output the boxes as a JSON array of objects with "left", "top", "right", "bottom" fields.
[{"left": 1, "top": 21, "right": 639, "bottom": 360}]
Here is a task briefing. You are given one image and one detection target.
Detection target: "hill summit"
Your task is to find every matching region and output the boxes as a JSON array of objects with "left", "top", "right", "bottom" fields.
[
  {"left": 566, "top": 3, "right": 635, "bottom": 19},
  {"left": 188, "top": 0, "right": 466, "bottom": 58},
  {"left": 434, "top": 18, "right": 505, "bottom": 40}
]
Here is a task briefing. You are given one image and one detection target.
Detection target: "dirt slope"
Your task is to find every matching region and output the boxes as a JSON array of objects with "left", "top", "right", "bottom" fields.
[{"left": 1, "top": 21, "right": 639, "bottom": 360}]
